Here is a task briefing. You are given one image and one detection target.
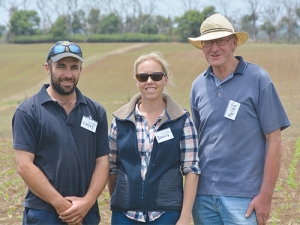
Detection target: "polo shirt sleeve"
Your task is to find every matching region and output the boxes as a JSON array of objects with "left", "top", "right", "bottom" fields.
[
  {"left": 95, "top": 109, "right": 110, "bottom": 158},
  {"left": 12, "top": 107, "right": 37, "bottom": 154},
  {"left": 190, "top": 85, "right": 201, "bottom": 133},
  {"left": 258, "top": 82, "right": 290, "bottom": 135}
]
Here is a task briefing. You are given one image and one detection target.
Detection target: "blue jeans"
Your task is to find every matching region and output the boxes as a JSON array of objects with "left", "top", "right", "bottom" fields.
[
  {"left": 111, "top": 211, "right": 181, "bottom": 225},
  {"left": 192, "top": 195, "right": 258, "bottom": 225},
  {"left": 23, "top": 208, "right": 100, "bottom": 225}
]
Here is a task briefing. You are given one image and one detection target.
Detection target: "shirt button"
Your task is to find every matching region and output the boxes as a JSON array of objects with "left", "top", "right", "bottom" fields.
[
  {"left": 218, "top": 93, "right": 221, "bottom": 97},
  {"left": 218, "top": 85, "right": 222, "bottom": 88}
]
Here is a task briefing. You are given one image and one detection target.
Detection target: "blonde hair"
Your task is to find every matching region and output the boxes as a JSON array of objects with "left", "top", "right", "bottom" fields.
[
  {"left": 133, "top": 51, "right": 170, "bottom": 77},
  {"left": 133, "top": 51, "right": 175, "bottom": 89}
]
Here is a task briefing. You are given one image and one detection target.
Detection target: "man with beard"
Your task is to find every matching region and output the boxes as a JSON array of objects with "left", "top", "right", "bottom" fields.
[{"left": 12, "top": 41, "right": 110, "bottom": 225}]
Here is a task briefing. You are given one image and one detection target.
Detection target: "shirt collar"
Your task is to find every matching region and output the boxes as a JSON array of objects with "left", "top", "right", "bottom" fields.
[
  {"left": 38, "top": 84, "right": 87, "bottom": 105},
  {"left": 204, "top": 56, "right": 247, "bottom": 77},
  {"left": 210, "top": 72, "right": 233, "bottom": 87},
  {"left": 134, "top": 100, "right": 165, "bottom": 118}
]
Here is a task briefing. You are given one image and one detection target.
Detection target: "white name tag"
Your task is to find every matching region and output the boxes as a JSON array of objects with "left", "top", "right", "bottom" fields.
[
  {"left": 224, "top": 100, "right": 240, "bottom": 120},
  {"left": 156, "top": 128, "right": 174, "bottom": 143},
  {"left": 80, "top": 115, "right": 98, "bottom": 133}
]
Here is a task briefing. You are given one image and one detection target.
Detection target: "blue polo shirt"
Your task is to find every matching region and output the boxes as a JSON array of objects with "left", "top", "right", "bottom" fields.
[
  {"left": 12, "top": 84, "right": 110, "bottom": 212},
  {"left": 190, "top": 56, "right": 290, "bottom": 198}
]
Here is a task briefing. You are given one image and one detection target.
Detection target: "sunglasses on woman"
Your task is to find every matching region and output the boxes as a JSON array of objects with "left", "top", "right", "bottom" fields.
[{"left": 136, "top": 72, "right": 167, "bottom": 82}]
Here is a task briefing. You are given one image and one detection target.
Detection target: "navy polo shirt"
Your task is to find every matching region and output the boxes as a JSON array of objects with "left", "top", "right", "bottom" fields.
[{"left": 12, "top": 84, "right": 110, "bottom": 212}]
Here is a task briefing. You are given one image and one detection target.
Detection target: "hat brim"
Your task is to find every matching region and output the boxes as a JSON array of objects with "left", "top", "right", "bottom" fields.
[
  {"left": 188, "top": 31, "right": 248, "bottom": 50},
  {"left": 51, "top": 52, "right": 84, "bottom": 62}
]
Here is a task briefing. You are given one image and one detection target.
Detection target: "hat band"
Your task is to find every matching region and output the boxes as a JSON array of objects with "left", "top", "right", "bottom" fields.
[{"left": 201, "top": 28, "right": 233, "bottom": 35}]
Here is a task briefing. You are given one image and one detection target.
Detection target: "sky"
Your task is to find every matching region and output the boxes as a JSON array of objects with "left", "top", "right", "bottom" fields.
[{"left": 0, "top": 0, "right": 261, "bottom": 27}]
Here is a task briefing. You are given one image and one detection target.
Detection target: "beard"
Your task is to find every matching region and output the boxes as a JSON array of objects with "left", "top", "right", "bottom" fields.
[{"left": 49, "top": 67, "right": 78, "bottom": 96}]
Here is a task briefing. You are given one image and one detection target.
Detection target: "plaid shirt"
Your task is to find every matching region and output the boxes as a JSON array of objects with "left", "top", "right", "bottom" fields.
[{"left": 109, "top": 102, "right": 200, "bottom": 222}]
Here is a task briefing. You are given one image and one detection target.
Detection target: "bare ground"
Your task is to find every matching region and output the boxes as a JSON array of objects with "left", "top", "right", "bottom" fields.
[{"left": 0, "top": 139, "right": 299, "bottom": 225}]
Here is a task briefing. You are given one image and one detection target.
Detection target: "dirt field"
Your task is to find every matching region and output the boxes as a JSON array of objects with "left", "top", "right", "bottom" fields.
[
  {"left": 0, "top": 42, "right": 299, "bottom": 224},
  {"left": 0, "top": 138, "right": 299, "bottom": 225}
]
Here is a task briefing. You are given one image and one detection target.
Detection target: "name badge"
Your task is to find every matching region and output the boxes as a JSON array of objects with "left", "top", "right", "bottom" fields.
[
  {"left": 80, "top": 115, "right": 98, "bottom": 133},
  {"left": 156, "top": 128, "right": 174, "bottom": 143},
  {"left": 224, "top": 100, "right": 240, "bottom": 120}
]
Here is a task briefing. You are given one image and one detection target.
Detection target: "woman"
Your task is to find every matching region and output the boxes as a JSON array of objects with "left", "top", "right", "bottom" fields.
[{"left": 108, "top": 51, "right": 200, "bottom": 225}]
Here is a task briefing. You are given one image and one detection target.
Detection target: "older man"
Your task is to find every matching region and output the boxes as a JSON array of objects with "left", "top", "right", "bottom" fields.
[{"left": 188, "top": 14, "right": 290, "bottom": 225}]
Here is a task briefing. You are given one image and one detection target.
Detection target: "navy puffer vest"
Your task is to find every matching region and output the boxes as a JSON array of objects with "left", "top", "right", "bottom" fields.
[{"left": 110, "top": 112, "right": 188, "bottom": 212}]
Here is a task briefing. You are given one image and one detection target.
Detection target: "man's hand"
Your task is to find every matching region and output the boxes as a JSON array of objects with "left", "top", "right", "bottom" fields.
[
  {"left": 59, "top": 196, "right": 91, "bottom": 224},
  {"left": 246, "top": 129, "right": 283, "bottom": 225},
  {"left": 245, "top": 194, "right": 272, "bottom": 225}
]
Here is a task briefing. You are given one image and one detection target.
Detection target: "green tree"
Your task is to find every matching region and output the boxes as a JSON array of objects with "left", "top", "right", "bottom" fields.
[
  {"left": 260, "top": 5, "right": 281, "bottom": 43},
  {"left": 296, "top": 7, "right": 300, "bottom": 18},
  {"left": 240, "top": 15, "right": 253, "bottom": 35},
  {"left": 49, "top": 16, "right": 68, "bottom": 40},
  {"left": 87, "top": 8, "right": 100, "bottom": 34},
  {"left": 72, "top": 10, "right": 85, "bottom": 34},
  {"left": 9, "top": 10, "right": 41, "bottom": 36},
  {"left": 278, "top": 0, "right": 300, "bottom": 43},
  {"left": 140, "top": 14, "right": 158, "bottom": 34},
  {"left": 124, "top": 16, "right": 139, "bottom": 33},
  {"left": 240, "top": 13, "right": 258, "bottom": 41},
  {"left": 0, "top": 25, "right": 6, "bottom": 36},
  {"left": 155, "top": 16, "right": 173, "bottom": 35},
  {"left": 174, "top": 6, "right": 215, "bottom": 42},
  {"left": 244, "top": 0, "right": 260, "bottom": 41},
  {"left": 279, "top": 16, "right": 298, "bottom": 43},
  {"left": 98, "top": 13, "right": 121, "bottom": 34},
  {"left": 260, "top": 21, "right": 276, "bottom": 42}
]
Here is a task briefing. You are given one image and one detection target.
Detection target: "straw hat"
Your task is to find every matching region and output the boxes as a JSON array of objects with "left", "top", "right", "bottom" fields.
[{"left": 188, "top": 13, "right": 248, "bottom": 50}]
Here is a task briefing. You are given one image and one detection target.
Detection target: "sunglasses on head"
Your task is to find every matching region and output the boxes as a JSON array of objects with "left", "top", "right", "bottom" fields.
[
  {"left": 49, "top": 43, "right": 82, "bottom": 58},
  {"left": 136, "top": 72, "right": 167, "bottom": 82}
]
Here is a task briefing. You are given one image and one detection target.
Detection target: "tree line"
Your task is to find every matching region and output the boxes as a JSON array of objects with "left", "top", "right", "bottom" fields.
[{"left": 0, "top": 0, "right": 299, "bottom": 44}]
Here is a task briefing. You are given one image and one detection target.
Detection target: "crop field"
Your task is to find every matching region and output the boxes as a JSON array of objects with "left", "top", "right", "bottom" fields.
[{"left": 0, "top": 42, "right": 299, "bottom": 224}]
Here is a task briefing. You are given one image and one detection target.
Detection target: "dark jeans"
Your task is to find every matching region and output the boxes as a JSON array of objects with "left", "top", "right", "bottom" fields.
[
  {"left": 23, "top": 208, "right": 100, "bottom": 225},
  {"left": 111, "top": 211, "right": 181, "bottom": 225}
]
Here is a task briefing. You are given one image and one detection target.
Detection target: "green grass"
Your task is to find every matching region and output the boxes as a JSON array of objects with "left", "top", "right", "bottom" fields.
[{"left": 287, "top": 140, "right": 300, "bottom": 189}]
